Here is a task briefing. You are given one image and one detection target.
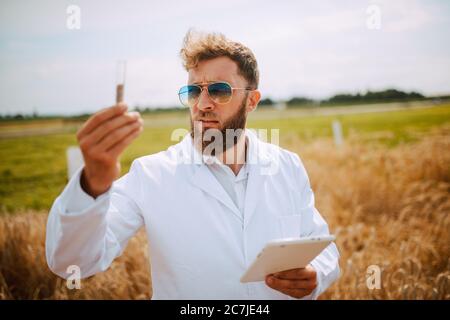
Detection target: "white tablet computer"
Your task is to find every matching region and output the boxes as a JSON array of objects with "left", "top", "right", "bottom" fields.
[{"left": 240, "top": 235, "right": 336, "bottom": 283}]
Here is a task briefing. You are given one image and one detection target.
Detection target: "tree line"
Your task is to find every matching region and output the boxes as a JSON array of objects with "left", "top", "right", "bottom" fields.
[
  {"left": 259, "top": 89, "right": 449, "bottom": 108},
  {"left": 1, "top": 89, "right": 449, "bottom": 120}
]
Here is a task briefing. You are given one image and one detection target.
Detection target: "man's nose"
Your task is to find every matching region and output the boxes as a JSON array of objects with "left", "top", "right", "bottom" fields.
[{"left": 196, "top": 88, "right": 215, "bottom": 111}]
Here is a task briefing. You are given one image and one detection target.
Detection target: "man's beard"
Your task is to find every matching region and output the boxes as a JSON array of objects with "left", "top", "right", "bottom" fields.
[{"left": 190, "top": 98, "right": 247, "bottom": 157}]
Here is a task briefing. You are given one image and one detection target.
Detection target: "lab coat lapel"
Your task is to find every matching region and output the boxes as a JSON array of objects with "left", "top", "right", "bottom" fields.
[
  {"left": 243, "top": 130, "right": 272, "bottom": 229},
  {"left": 178, "top": 130, "right": 273, "bottom": 226},
  {"left": 191, "top": 164, "right": 243, "bottom": 222},
  {"left": 179, "top": 134, "right": 242, "bottom": 222}
]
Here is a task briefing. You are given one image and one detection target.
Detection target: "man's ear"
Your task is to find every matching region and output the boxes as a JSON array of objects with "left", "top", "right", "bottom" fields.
[{"left": 246, "top": 90, "right": 261, "bottom": 113}]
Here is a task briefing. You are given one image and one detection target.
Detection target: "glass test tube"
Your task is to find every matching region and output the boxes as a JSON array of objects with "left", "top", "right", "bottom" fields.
[{"left": 116, "top": 60, "right": 126, "bottom": 104}]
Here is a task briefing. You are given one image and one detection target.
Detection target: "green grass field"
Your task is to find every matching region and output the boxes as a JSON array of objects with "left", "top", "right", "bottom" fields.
[{"left": 0, "top": 102, "right": 449, "bottom": 214}]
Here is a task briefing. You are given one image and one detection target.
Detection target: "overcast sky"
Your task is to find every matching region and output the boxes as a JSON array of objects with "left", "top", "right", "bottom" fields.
[{"left": 0, "top": 0, "right": 449, "bottom": 115}]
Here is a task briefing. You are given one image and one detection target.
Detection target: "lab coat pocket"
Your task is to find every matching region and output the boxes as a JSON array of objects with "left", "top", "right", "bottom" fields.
[{"left": 277, "top": 214, "right": 302, "bottom": 238}]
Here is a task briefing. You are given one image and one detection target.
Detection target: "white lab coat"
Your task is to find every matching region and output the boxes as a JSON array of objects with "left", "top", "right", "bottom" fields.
[{"left": 46, "top": 129, "right": 340, "bottom": 299}]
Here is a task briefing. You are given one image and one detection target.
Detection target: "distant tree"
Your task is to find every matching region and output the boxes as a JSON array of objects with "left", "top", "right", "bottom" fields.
[
  {"left": 258, "top": 98, "right": 275, "bottom": 107},
  {"left": 408, "top": 91, "right": 425, "bottom": 99},
  {"left": 286, "top": 97, "right": 313, "bottom": 106},
  {"left": 327, "top": 94, "right": 355, "bottom": 104},
  {"left": 324, "top": 89, "right": 426, "bottom": 105}
]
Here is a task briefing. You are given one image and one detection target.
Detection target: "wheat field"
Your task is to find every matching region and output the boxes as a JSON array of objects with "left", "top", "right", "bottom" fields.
[{"left": 0, "top": 125, "right": 449, "bottom": 299}]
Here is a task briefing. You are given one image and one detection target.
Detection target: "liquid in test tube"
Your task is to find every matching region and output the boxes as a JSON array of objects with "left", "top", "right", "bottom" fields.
[{"left": 116, "top": 60, "right": 126, "bottom": 104}]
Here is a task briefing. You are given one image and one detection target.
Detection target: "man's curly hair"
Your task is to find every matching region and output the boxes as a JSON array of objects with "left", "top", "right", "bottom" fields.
[{"left": 180, "top": 29, "right": 259, "bottom": 89}]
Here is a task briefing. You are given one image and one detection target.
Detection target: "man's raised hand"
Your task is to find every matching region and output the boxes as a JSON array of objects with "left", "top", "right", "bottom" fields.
[{"left": 76, "top": 103, "right": 143, "bottom": 198}]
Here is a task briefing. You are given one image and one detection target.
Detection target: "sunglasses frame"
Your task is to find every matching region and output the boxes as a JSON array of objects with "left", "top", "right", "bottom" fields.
[{"left": 178, "top": 81, "right": 253, "bottom": 107}]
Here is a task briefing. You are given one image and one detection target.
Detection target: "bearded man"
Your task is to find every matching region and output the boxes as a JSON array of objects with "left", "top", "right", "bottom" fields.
[{"left": 46, "top": 30, "right": 340, "bottom": 300}]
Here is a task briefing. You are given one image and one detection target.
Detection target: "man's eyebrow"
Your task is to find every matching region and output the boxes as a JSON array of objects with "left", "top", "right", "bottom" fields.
[
  {"left": 190, "top": 80, "right": 228, "bottom": 85},
  {"left": 190, "top": 80, "right": 210, "bottom": 85}
]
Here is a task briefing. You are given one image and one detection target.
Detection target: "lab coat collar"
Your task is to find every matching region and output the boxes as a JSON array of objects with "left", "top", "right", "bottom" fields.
[
  {"left": 177, "top": 129, "right": 273, "bottom": 168},
  {"left": 177, "top": 129, "right": 274, "bottom": 227}
]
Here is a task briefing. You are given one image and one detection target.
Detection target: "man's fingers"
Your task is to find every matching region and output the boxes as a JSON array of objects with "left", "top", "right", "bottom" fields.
[
  {"left": 274, "top": 267, "right": 315, "bottom": 280},
  {"left": 265, "top": 275, "right": 317, "bottom": 290},
  {"left": 77, "top": 104, "right": 128, "bottom": 139},
  {"left": 265, "top": 276, "right": 314, "bottom": 298},
  {"left": 96, "top": 119, "right": 143, "bottom": 152},
  {"left": 107, "top": 126, "right": 143, "bottom": 158},
  {"left": 88, "top": 112, "right": 141, "bottom": 145}
]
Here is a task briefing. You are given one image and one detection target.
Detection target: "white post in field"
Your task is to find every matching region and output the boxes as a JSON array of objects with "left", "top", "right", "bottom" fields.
[
  {"left": 66, "top": 146, "right": 84, "bottom": 180},
  {"left": 332, "top": 120, "right": 344, "bottom": 147}
]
